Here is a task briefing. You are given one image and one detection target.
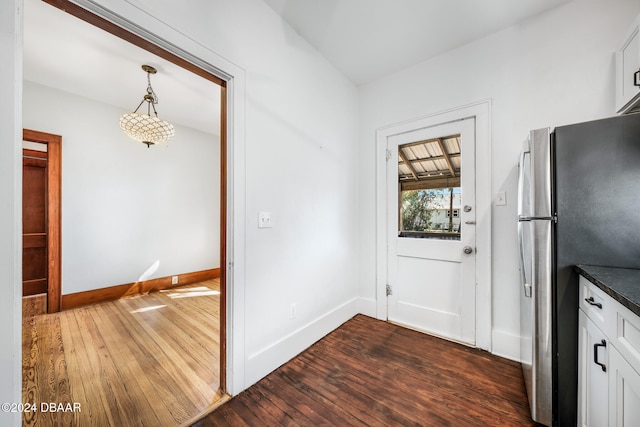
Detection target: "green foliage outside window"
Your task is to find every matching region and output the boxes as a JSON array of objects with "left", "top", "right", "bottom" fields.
[{"left": 401, "top": 190, "right": 435, "bottom": 231}]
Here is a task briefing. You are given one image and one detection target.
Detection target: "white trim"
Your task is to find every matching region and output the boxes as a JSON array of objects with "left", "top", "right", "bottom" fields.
[
  {"left": 375, "top": 100, "right": 492, "bottom": 351},
  {"left": 1, "top": 1, "right": 23, "bottom": 425},
  {"left": 357, "top": 297, "right": 377, "bottom": 318},
  {"left": 33, "top": 0, "right": 249, "bottom": 395},
  {"left": 491, "top": 329, "right": 521, "bottom": 362},
  {"left": 245, "top": 298, "right": 358, "bottom": 387}
]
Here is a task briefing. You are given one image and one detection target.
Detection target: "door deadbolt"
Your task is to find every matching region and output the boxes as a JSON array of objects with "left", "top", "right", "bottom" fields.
[
  {"left": 463, "top": 246, "right": 473, "bottom": 254},
  {"left": 463, "top": 205, "right": 472, "bottom": 212}
]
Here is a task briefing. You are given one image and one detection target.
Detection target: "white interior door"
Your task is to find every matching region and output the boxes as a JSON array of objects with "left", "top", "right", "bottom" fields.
[{"left": 387, "top": 118, "right": 476, "bottom": 345}]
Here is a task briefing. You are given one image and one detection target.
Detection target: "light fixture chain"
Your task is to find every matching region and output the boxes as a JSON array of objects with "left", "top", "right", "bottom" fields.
[
  {"left": 132, "top": 98, "right": 146, "bottom": 114},
  {"left": 146, "top": 72, "right": 158, "bottom": 104}
]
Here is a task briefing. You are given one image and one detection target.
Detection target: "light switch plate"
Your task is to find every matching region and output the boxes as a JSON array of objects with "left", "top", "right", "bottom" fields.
[
  {"left": 496, "top": 192, "right": 507, "bottom": 206},
  {"left": 258, "top": 211, "right": 272, "bottom": 228}
]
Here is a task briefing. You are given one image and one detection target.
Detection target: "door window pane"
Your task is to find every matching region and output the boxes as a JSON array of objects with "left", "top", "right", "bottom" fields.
[
  {"left": 397, "top": 134, "right": 461, "bottom": 241},
  {"left": 400, "top": 188, "right": 461, "bottom": 240}
]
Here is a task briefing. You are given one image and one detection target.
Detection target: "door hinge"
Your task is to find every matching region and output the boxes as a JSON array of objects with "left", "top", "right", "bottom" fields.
[
  {"left": 386, "top": 284, "right": 392, "bottom": 296},
  {"left": 385, "top": 149, "right": 392, "bottom": 161}
]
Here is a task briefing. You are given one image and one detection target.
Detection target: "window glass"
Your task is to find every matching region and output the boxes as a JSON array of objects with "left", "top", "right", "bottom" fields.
[
  {"left": 399, "top": 187, "right": 461, "bottom": 240},
  {"left": 397, "top": 134, "right": 461, "bottom": 241}
]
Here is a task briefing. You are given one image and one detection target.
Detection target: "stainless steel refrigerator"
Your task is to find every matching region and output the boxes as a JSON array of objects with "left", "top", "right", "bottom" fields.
[{"left": 517, "top": 113, "right": 640, "bottom": 426}]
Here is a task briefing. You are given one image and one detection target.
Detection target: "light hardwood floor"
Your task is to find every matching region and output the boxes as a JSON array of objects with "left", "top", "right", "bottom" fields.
[{"left": 22, "top": 279, "right": 222, "bottom": 427}]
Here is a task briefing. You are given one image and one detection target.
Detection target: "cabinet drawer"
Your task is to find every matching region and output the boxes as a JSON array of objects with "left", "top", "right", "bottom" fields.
[{"left": 579, "top": 276, "right": 615, "bottom": 339}]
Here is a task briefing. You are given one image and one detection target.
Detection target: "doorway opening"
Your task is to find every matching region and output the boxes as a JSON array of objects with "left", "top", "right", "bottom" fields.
[
  {"left": 22, "top": 129, "right": 62, "bottom": 313},
  {"left": 22, "top": 0, "right": 230, "bottom": 423}
]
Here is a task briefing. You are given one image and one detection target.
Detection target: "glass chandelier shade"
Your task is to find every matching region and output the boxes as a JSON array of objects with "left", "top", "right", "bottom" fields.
[{"left": 119, "top": 65, "right": 175, "bottom": 147}]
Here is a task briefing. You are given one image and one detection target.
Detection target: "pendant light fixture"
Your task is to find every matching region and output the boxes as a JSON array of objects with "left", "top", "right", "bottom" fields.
[{"left": 119, "top": 65, "right": 175, "bottom": 147}]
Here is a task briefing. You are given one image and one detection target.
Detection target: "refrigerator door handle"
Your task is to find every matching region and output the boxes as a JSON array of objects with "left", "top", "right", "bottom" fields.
[
  {"left": 517, "top": 147, "right": 532, "bottom": 298},
  {"left": 517, "top": 148, "right": 527, "bottom": 217},
  {"left": 517, "top": 220, "right": 531, "bottom": 298}
]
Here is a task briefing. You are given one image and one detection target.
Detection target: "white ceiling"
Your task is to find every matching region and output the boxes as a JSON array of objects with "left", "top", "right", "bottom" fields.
[
  {"left": 23, "top": 0, "right": 221, "bottom": 136},
  {"left": 24, "top": 0, "right": 572, "bottom": 131},
  {"left": 263, "top": 0, "right": 572, "bottom": 85}
]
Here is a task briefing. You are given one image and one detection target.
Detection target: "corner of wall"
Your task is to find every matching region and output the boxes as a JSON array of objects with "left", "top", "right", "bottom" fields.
[
  {"left": 244, "top": 297, "right": 359, "bottom": 388},
  {"left": 357, "top": 297, "right": 377, "bottom": 318},
  {"left": 491, "top": 329, "right": 521, "bottom": 362}
]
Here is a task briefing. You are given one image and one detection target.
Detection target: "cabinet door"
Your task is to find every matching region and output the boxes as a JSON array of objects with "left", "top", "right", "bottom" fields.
[
  {"left": 578, "top": 310, "right": 609, "bottom": 427},
  {"left": 616, "top": 16, "right": 640, "bottom": 113},
  {"left": 609, "top": 345, "right": 640, "bottom": 427}
]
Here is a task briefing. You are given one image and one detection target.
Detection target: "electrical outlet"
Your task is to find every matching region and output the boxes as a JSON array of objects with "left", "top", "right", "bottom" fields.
[
  {"left": 258, "top": 211, "right": 272, "bottom": 228},
  {"left": 290, "top": 303, "right": 297, "bottom": 319},
  {"left": 171, "top": 275, "right": 178, "bottom": 285}
]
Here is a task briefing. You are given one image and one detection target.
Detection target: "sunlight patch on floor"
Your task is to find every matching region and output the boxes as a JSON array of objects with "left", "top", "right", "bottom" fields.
[
  {"left": 167, "top": 290, "right": 220, "bottom": 299},
  {"left": 160, "top": 286, "right": 220, "bottom": 299},
  {"left": 130, "top": 304, "right": 166, "bottom": 313}
]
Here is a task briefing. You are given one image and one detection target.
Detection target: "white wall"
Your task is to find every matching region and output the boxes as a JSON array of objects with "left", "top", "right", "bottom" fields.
[
  {"left": 23, "top": 81, "right": 220, "bottom": 294},
  {"left": 29, "top": 0, "right": 360, "bottom": 394},
  {"left": 0, "top": 0, "right": 22, "bottom": 425},
  {"left": 1, "top": 0, "right": 360, "bottom": 413},
  {"left": 358, "top": 0, "right": 640, "bottom": 361}
]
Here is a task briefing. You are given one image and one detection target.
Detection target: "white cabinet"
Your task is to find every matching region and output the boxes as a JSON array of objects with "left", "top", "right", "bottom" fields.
[
  {"left": 578, "top": 310, "right": 609, "bottom": 427},
  {"left": 578, "top": 275, "right": 640, "bottom": 426},
  {"left": 616, "top": 14, "right": 640, "bottom": 114},
  {"left": 608, "top": 346, "right": 640, "bottom": 427}
]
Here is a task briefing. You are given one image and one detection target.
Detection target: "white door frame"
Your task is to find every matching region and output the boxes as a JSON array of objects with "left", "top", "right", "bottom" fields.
[
  {"left": 68, "top": 0, "right": 249, "bottom": 396},
  {"left": 375, "top": 101, "right": 492, "bottom": 351},
  {"left": 9, "top": 0, "right": 248, "bottom": 398}
]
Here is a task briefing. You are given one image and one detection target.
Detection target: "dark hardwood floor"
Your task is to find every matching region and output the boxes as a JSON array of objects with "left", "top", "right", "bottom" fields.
[{"left": 194, "top": 314, "right": 538, "bottom": 427}]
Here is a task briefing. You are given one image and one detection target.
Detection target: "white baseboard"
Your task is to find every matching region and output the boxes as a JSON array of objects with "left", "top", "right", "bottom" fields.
[
  {"left": 357, "top": 297, "right": 377, "bottom": 318},
  {"left": 491, "top": 329, "right": 521, "bottom": 362},
  {"left": 245, "top": 297, "right": 359, "bottom": 388}
]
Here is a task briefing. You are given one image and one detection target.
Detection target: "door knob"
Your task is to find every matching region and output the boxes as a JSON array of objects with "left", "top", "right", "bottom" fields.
[{"left": 463, "top": 246, "right": 473, "bottom": 254}]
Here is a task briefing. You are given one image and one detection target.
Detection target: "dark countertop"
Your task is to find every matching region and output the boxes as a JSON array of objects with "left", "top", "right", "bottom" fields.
[{"left": 576, "top": 265, "right": 640, "bottom": 318}]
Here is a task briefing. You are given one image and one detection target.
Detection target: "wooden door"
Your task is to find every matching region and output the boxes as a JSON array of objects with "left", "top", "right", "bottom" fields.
[
  {"left": 387, "top": 118, "right": 476, "bottom": 345},
  {"left": 22, "top": 129, "right": 62, "bottom": 313},
  {"left": 23, "top": 148, "right": 48, "bottom": 296}
]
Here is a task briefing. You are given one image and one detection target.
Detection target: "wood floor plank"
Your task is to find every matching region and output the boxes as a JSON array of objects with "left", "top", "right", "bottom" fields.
[
  {"left": 253, "top": 373, "right": 344, "bottom": 426},
  {"left": 23, "top": 280, "right": 222, "bottom": 427},
  {"left": 242, "top": 384, "right": 302, "bottom": 427},
  {"left": 58, "top": 309, "right": 112, "bottom": 426},
  {"left": 108, "top": 298, "right": 209, "bottom": 420},
  {"left": 197, "top": 315, "right": 538, "bottom": 427},
  {"left": 317, "top": 319, "right": 532, "bottom": 425},
  {"left": 102, "top": 300, "right": 195, "bottom": 424},
  {"left": 116, "top": 297, "right": 216, "bottom": 403},
  {"left": 89, "top": 302, "right": 167, "bottom": 426},
  {"left": 22, "top": 301, "right": 74, "bottom": 427},
  {"left": 73, "top": 305, "right": 138, "bottom": 426}
]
